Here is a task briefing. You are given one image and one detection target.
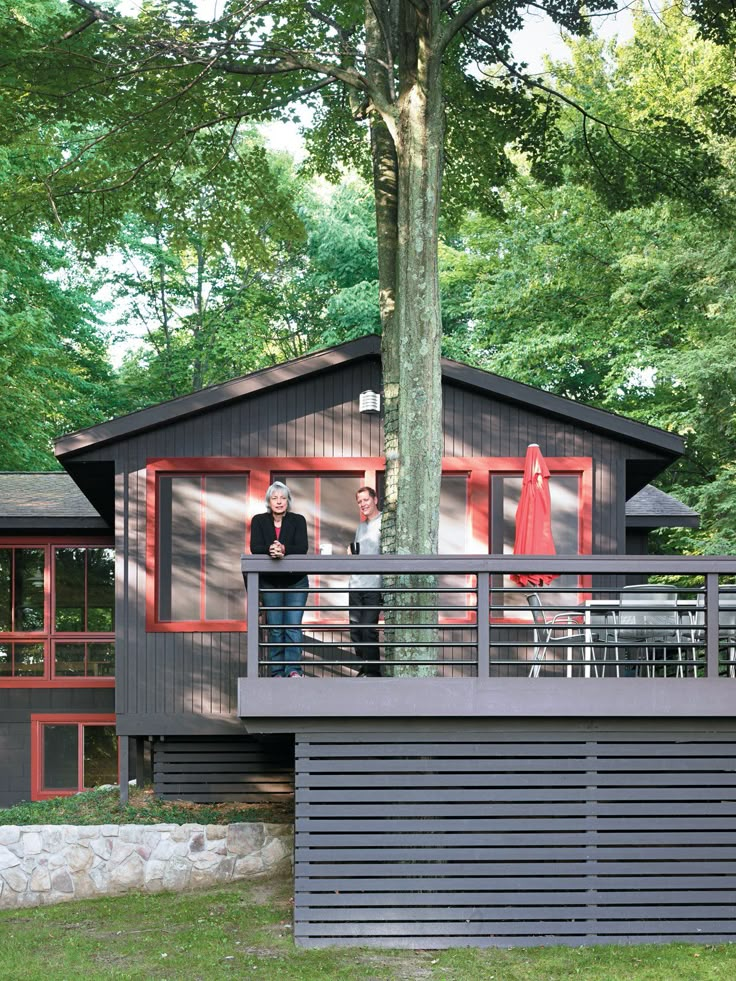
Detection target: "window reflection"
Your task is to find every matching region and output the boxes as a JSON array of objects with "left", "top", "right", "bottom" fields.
[
  {"left": 0, "top": 547, "right": 114, "bottom": 681},
  {"left": 43, "top": 725, "right": 78, "bottom": 790},
  {"left": 492, "top": 474, "right": 581, "bottom": 612},
  {"left": 438, "top": 476, "right": 470, "bottom": 614},
  {"left": 54, "top": 643, "right": 85, "bottom": 676},
  {"left": 87, "top": 642, "right": 115, "bottom": 677},
  {"left": 0, "top": 551, "right": 11, "bottom": 632},
  {"left": 11, "top": 550, "right": 45, "bottom": 632},
  {"left": 55, "top": 548, "right": 85, "bottom": 631},
  {"left": 55, "top": 547, "right": 115, "bottom": 633},
  {"left": 158, "top": 474, "right": 248, "bottom": 623},
  {"left": 205, "top": 476, "right": 248, "bottom": 621},
  {"left": 40, "top": 722, "right": 118, "bottom": 794},
  {"left": 14, "top": 643, "right": 45, "bottom": 676},
  {"left": 87, "top": 548, "right": 115, "bottom": 631},
  {"left": 83, "top": 726, "right": 118, "bottom": 787}
]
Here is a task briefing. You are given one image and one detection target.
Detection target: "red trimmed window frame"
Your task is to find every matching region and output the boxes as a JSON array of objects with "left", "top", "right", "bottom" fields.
[
  {"left": 483, "top": 457, "right": 593, "bottom": 623},
  {"left": 146, "top": 456, "right": 593, "bottom": 633},
  {"left": 30, "top": 713, "right": 118, "bottom": 801},
  {"left": 0, "top": 537, "right": 115, "bottom": 689},
  {"left": 146, "top": 457, "right": 385, "bottom": 632}
]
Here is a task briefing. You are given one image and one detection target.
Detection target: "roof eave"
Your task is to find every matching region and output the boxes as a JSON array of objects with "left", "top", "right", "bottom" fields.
[
  {"left": 54, "top": 336, "right": 684, "bottom": 462},
  {"left": 441, "top": 359, "right": 684, "bottom": 458},
  {"left": 55, "top": 335, "right": 382, "bottom": 460},
  {"left": 626, "top": 514, "right": 700, "bottom": 529}
]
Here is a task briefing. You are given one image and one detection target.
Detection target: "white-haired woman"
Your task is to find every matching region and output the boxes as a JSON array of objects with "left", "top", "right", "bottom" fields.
[{"left": 250, "top": 481, "right": 309, "bottom": 677}]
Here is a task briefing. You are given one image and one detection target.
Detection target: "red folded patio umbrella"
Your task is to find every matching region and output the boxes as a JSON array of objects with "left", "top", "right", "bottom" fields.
[{"left": 510, "top": 444, "right": 560, "bottom": 588}]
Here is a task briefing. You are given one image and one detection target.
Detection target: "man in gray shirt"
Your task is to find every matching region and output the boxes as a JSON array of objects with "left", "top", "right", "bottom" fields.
[{"left": 349, "top": 486, "right": 382, "bottom": 677}]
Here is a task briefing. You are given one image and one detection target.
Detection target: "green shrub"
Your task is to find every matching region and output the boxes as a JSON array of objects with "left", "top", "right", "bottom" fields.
[{"left": 0, "top": 786, "right": 293, "bottom": 826}]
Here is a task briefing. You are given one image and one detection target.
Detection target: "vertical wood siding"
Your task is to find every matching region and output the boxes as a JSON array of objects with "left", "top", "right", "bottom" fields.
[
  {"left": 92, "top": 362, "right": 381, "bottom": 729},
  {"left": 72, "top": 361, "right": 668, "bottom": 731},
  {"left": 294, "top": 720, "right": 736, "bottom": 947},
  {"left": 0, "top": 689, "right": 116, "bottom": 807}
]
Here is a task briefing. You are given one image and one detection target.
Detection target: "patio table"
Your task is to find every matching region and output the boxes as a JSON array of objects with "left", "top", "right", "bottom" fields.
[{"left": 583, "top": 597, "right": 697, "bottom": 678}]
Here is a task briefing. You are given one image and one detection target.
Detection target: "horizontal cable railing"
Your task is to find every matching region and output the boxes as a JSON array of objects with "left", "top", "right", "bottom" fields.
[{"left": 241, "top": 555, "right": 736, "bottom": 681}]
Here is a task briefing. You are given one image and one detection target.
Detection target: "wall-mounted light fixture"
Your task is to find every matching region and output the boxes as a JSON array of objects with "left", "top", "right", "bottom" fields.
[{"left": 359, "top": 390, "right": 381, "bottom": 413}]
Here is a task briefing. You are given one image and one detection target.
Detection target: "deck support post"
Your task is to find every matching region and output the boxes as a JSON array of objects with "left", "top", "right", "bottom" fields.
[{"left": 119, "top": 735, "right": 130, "bottom": 806}]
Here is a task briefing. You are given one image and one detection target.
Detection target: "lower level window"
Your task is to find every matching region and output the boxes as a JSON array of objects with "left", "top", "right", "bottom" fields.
[
  {"left": 0, "top": 642, "right": 45, "bottom": 677},
  {"left": 31, "top": 715, "right": 117, "bottom": 799},
  {"left": 54, "top": 642, "right": 115, "bottom": 677}
]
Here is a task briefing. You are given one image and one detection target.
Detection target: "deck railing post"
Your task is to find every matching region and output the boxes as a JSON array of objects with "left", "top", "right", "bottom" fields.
[
  {"left": 476, "top": 572, "right": 490, "bottom": 679},
  {"left": 119, "top": 736, "right": 129, "bottom": 806},
  {"left": 246, "top": 571, "right": 260, "bottom": 679},
  {"left": 706, "top": 572, "right": 719, "bottom": 679}
]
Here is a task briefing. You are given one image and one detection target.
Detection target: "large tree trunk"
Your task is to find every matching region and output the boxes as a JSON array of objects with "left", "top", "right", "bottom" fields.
[
  {"left": 366, "top": 0, "right": 400, "bottom": 553},
  {"left": 393, "top": 10, "right": 444, "bottom": 557},
  {"left": 369, "top": 1, "right": 445, "bottom": 674}
]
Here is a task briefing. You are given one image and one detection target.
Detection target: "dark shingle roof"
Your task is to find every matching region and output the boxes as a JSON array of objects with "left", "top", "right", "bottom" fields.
[
  {"left": 0, "top": 472, "right": 107, "bottom": 530},
  {"left": 626, "top": 485, "right": 700, "bottom": 528}
]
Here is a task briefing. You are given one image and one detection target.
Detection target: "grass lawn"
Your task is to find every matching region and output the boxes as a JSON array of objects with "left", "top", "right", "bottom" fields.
[{"left": 2, "top": 874, "right": 735, "bottom": 981}]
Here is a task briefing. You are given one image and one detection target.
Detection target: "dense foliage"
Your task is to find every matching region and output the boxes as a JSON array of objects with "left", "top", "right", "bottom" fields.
[
  {"left": 0, "top": 2, "right": 734, "bottom": 553},
  {"left": 444, "top": 7, "right": 736, "bottom": 554}
]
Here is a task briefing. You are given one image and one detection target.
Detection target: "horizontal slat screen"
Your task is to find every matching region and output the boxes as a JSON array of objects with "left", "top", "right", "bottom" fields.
[
  {"left": 153, "top": 736, "right": 294, "bottom": 803},
  {"left": 295, "top": 726, "right": 736, "bottom": 947}
]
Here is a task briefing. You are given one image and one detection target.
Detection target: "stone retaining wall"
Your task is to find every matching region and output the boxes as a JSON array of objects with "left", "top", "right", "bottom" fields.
[{"left": 0, "top": 822, "right": 293, "bottom": 909}]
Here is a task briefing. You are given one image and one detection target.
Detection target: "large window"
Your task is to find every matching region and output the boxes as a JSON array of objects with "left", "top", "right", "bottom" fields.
[
  {"left": 0, "top": 544, "right": 115, "bottom": 685},
  {"left": 31, "top": 714, "right": 117, "bottom": 800},
  {"left": 491, "top": 472, "right": 585, "bottom": 614},
  {"left": 156, "top": 472, "right": 249, "bottom": 626},
  {"left": 0, "top": 548, "right": 45, "bottom": 632},
  {"left": 147, "top": 456, "right": 590, "bottom": 630},
  {"left": 272, "top": 472, "right": 363, "bottom": 615},
  {"left": 55, "top": 547, "right": 114, "bottom": 632}
]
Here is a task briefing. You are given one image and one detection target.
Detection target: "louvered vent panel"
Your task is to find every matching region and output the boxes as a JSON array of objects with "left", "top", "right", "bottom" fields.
[
  {"left": 153, "top": 736, "right": 294, "bottom": 803},
  {"left": 295, "top": 728, "right": 736, "bottom": 947}
]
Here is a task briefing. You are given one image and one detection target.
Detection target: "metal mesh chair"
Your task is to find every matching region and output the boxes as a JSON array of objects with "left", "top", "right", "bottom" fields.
[
  {"left": 526, "top": 593, "right": 586, "bottom": 679},
  {"left": 719, "top": 591, "right": 736, "bottom": 677},
  {"left": 618, "top": 586, "right": 682, "bottom": 677}
]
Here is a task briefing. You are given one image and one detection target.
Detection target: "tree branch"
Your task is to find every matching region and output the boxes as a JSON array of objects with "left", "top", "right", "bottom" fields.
[
  {"left": 68, "top": 0, "right": 124, "bottom": 30},
  {"left": 57, "top": 14, "right": 98, "bottom": 41},
  {"left": 304, "top": 3, "right": 354, "bottom": 42},
  {"left": 437, "top": 0, "right": 499, "bottom": 57}
]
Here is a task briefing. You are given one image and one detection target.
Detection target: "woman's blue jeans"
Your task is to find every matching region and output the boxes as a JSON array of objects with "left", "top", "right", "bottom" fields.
[{"left": 260, "top": 577, "right": 309, "bottom": 677}]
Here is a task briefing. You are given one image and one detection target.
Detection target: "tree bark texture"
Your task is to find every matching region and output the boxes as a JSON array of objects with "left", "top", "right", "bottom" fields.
[
  {"left": 367, "top": 0, "right": 444, "bottom": 557},
  {"left": 366, "top": 0, "right": 400, "bottom": 554},
  {"left": 367, "top": 1, "right": 445, "bottom": 673}
]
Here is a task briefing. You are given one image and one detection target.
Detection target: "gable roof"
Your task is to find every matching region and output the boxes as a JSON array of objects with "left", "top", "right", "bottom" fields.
[
  {"left": 0, "top": 472, "right": 110, "bottom": 531},
  {"left": 625, "top": 484, "right": 700, "bottom": 528},
  {"left": 54, "top": 335, "right": 684, "bottom": 461}
]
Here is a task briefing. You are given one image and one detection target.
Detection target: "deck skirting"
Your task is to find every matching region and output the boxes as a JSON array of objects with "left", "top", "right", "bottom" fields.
[{"left": 293, "top": 718, "right": 736, "bottom": 947}]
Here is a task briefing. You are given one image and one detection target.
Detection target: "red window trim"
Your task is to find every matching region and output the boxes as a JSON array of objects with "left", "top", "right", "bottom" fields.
[
  {"left": 483, "top": 457, "right": 593, "bottom": 622},
  {"left": 146, "top": 457, "right": 384, "bottom": 632},
  {"left": 146, "top": 455, "right": 593, "bottom": 633},
  {"left": 0, "top": 538, "right": 115, "bottom": 689},
  {"left": 271, "top": 468, "right": 379, "bottom": 624},
  {"left": 30, "top": 713, "right": 117, "bottom": 801}
]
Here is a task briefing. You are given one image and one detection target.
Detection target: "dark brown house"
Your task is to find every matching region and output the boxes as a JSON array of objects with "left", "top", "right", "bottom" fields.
[{"left": 7, "top": 334, "right": 736, "bottom": 949}]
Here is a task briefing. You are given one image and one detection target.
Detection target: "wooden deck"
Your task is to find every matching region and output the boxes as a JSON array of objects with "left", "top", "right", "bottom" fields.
[{"left": 240, "top": 554, "right": 736, "bottom": 727}]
